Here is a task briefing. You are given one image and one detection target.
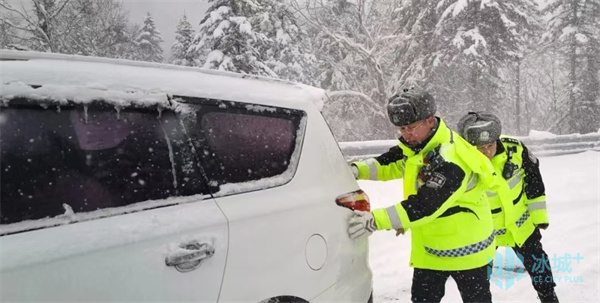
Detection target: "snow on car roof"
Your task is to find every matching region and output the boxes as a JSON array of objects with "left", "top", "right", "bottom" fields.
[{"left": 0, "top": 50, "right": 327, "bottom": 111}]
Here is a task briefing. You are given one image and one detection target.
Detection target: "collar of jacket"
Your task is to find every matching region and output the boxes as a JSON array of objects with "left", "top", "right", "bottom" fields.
[
  {"left": 397, "top": 117, "right": 451, "bottom": 157},
  {"left": 494, "top": 139, "right": 505, "bottom": 156}
]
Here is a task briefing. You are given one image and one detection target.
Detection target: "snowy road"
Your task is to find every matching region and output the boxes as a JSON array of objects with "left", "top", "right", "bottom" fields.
[{"left": 359, "top": 151, "right": 600, "bottom": 302}]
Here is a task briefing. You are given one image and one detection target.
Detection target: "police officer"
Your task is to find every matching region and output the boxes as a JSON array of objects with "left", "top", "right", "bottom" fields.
[
  {"left": 457, "top": 111, "right": 558, "bottom": 303},
  {"left": 347, "top": 88, "right": 506, "bottom": 303}
]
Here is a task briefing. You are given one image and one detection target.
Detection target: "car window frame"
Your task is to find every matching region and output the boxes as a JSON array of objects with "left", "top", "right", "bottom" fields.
[
  {"left": 0, "top": 98, "right": 214, "bottom": 236},
  {"left": 173, "top": 96, "right": 307, "bottom": 197}
]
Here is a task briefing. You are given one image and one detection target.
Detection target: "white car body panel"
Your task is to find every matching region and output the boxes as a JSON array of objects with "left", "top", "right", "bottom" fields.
[
  {"left": 0, "top": 198, "right": 229, "bottom": 302},
  {"left": 0, "top": 50, "right": 372, "bottom": 303},
  {"left": 214, "top": 108, "right": 372, "bottom": 302}
]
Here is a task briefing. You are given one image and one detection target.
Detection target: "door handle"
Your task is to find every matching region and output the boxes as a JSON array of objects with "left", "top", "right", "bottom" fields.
[{"left": 166, "top": 242, "right": 215, "bottom": 272}]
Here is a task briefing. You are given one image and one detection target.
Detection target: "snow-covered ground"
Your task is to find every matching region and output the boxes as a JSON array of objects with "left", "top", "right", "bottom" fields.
[{"left": 360, "top": 151, "right": 600, "bottom": 302}]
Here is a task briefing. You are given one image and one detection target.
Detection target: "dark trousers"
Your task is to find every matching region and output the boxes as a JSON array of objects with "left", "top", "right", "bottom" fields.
[
  {"left": 411, "top": 264, "right": 492, "bottom": 303},
  {"left": 513, "top": 229, "right": 559, "bottom": 302}
]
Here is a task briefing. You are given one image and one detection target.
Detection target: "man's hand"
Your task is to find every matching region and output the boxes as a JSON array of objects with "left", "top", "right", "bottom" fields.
[
  {"left": 349, "top": 164, "right": 359, "bottom": 179},
  {"left": 395, "top": 228, "right": 405, "bottom": 236},
  {"left": 347, "top": 211, "right": 377, "bottom": 239}
]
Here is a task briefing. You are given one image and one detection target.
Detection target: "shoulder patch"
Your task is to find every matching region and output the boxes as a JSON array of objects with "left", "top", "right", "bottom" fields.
[
  {"left": 501, "top": 137, "right": 521, "bottom": 145},
  {"left": 425, "top": 172, "right": 447, "bottom": 189}
]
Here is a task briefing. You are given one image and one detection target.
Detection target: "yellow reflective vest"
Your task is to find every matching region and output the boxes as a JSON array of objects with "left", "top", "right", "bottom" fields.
[
  {"left": 488, "top": 135, "right": 549, "bottom": 248},
  {"left": 353, "top": 119, "right": 508, "bottom": 270}
]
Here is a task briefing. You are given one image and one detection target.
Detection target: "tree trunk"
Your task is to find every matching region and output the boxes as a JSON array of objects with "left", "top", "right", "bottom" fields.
[
  {"left": 568, "top": 3, "right": 579, "bottom": 134},
  {"left": 568, "top": 37, "right": 577, "bottom": 134},
  {"left": 470, "top": 64, "right": 480, "bottom": 110},
  {"left": 516, "top": 59, "right": 521, "bottom": 135}
]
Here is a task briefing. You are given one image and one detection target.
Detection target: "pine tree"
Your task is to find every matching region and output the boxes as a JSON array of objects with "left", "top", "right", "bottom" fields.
[
  {"left": 133, "top": 13, "right": 164, "bottom": 62},
  {"left": 190, "top": 0, "right": 273, "bottom": 75},
  {"left": 543, "top": 0, "right": 600, "bottom": 133},
  {"left": 170, "top": 14, "right": 197, "bottom": 66},
  {"left": 190, "top": 0, "right": 315, "bottom": 82},
  {"left": 116, "top": 23, "right": 142, "bottom": 60}
]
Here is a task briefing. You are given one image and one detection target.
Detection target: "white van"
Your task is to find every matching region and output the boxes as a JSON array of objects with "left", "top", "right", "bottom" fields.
[{"left": 0, "top": 50, "right": 373, "bottom": 303}]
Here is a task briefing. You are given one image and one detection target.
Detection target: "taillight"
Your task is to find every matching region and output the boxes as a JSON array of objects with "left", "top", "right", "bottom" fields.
[{"left": 336, "top": 189, "right": 371, "bottom": 212}]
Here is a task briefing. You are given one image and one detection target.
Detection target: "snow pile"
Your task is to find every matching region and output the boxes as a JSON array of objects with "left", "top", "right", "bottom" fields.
[
  {"left": 1, "top": 82, "right": 169, "bottom": 108},
  {"left": 0, "top": 54, "right": 327, "bottom": 112},
  {"left": 528, "top": 130, "right": 558, "bottom": 140}
]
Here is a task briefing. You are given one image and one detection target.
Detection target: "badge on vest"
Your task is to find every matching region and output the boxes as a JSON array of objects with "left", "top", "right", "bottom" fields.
[{"left": 426, "top": 172, "right": 447, "bottom": 189}]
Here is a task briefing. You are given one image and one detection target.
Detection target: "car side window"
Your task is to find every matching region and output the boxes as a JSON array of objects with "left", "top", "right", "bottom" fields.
[
  {"left": 180, "top": 100, "right": 305, "bottom": 195},
  {"left": 0, "top": 103, "right": 208, "bottom": 226}
]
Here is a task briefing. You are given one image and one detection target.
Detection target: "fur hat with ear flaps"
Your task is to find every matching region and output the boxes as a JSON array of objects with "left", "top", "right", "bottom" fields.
[{"left": 387, "top": 88, "right": 437, "bottom": 126}]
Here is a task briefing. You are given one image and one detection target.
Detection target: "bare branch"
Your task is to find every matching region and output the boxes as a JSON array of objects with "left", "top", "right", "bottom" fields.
[
  {"left": 0, "top": 2, "right": 33, "bottom": 23},
  {"left": 327, "top": 90, "right": 386, "bottom": 118},
  {"left": 328, "top": 90, "right": 374, "bottom": 102},
  {"left": 50, "top": 0, "right": 72, "bottom": 20}
]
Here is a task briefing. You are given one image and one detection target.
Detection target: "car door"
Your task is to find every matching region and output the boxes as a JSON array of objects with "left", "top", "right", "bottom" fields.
[
  {"left": 0, "top": 102, "right": 228, "bottom": 302},
  {"left": 178, "top": 98, "right": 333, "bottom": 301}
]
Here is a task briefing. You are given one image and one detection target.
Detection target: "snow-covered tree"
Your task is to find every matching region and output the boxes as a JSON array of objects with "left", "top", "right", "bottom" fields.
[
  {"left": 389, "top": 0, "right": 439, "bottom": 91},
  {"left": 0, "top": 0, "right": 72, "bottom": 52},
  {"left": 292, "top": 0, "right": 405, "bottom": 141},
  {"left": 191, "top": 0, "right": 315, "bottom": 84},
  {"left": 515, "top": 48, "right": 570, "bottom": 134},
  {"left": 542, "top": 0, "right": 600, "bottom": 133},
  {"left": 253, "top": 0, "right": 316, "bottom": 84},
  {"left": 190, "top": 0, "right": 272, "bottom": 75},
  {"left": 0, "top": 13, "right": 19, "bottom": 48},
  {"left": 0, "top": 0, "right": 134, "bottom": 57},
  {"left": 170, "top": 14, "right": 196, "bottom": 66},
  {"left": 133, "top": 13, "right": 164, "bottom": 62},
  {"left": 113, "top": 23, "right": 141, "bottom": 60},
  {"left": 60, "top": 0, "right": 129, "bottom": 58},
  {"left": 430, "top": 0, "right": 540, "bottom": 126}
]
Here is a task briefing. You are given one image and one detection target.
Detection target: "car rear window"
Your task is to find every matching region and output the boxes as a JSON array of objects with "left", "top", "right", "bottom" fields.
[
  {"left": 0, "top": 103, "right": 208, "bottom": 226},
  {"left": 202, "top": 112, "right": 295, "bottom": 182},
  {"left": 179, "top": 100, "right": 306, "bottom": 195}
]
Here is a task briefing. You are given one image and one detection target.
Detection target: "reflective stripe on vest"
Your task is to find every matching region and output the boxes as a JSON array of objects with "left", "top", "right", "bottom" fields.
[
  {"left": 528, "top": 201, "right": 547, "bottom": 211},
  {"left": 385, "top": 205, "right": 403, "bottom": 230},
  {"left": 507, "top": 174, "right": 522, "bottom": 189},
  {"left": 424, "top": 233, "right": 494, "bottom": 257},
  {"left": 365, "top": 159, "right": 379, "bottom": 181},
  {"left": 465, "top": 173, "right": 478, "bottom": 192},
  {"left": 494, "top": 228, "right": 507, "bottom": 236},
  {"left": 486, "top": 191, "right": 497, "bottom": 197},
  {"left": 515, "top": 210, "right": 530, "bottom": 228}
]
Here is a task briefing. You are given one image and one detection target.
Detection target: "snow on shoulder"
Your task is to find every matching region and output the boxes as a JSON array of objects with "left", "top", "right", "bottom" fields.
[{"left": 0, "top": 50, "right": 327, "bottom": 112}]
